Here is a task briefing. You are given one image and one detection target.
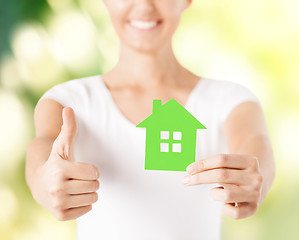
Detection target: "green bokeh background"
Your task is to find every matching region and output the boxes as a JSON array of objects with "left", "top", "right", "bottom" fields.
[{"left": 1, "top": 0, "right": 298, "bottom": 239}]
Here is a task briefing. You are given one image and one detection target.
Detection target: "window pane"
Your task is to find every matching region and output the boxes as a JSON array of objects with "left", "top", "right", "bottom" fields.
[
  {"left": 160, "top": 143, "right": 169, "bottom": 152},
  {"left": 160, "top": 131, "right": 169, "bottom": 139},
  {"left": 172, "top": 143, "right": 181, "bottom": 152},
  {"left": 173, "top": 131, "right": 182, "bottom": 140}
]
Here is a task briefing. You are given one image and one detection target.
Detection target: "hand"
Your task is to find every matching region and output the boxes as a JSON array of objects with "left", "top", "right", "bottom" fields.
[
  {"left": 183, "top": 154, "right": 263, "bottom": 219},
  {"left": 34, "top": 107, "right": 100, "bottom": 221}
]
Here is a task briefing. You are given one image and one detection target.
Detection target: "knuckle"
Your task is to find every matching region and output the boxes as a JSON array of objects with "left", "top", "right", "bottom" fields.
[
  {"left": 55, "top": 210, "right": 68, "bottom": 221},
  {"left": 49, "top": 184, "right": 63, "bottom": 196},
  {"left": 221, "top": 153, "right": 229, "bottom": 161},
  {"left": 196, "top": 160, "right": 204, "bottom": 171},
  {"left": 78, "top": 162, "right": 98, "bottom": 178},
  {"left": 52, "top": 197, "right": 65, "bottom": 210},
  {"left": 252, "top": 174, "right": 263, "bottom": 189},
  {"left": 249, "top": 156, "right": 258, "bottom": 169},
  {"left": 92, "top": 166, "right": 99, "bottom": 178},
  {"left": 251, "top": 181, "right": 258, "bottom": 190},
  {"left": 217, "top": 170, "right": 228, "bottom": 181},
  {"left": 217, "top": 154, "right": 227, "bottom": 166},
  {"left": 52, "top": 167, "right": 65, "bottom": 180},
  {"left": 92, "top": 192, "right": 98, "bottom": 202},
  {"left": 94, "top": 180, "right": 100, "bottom": 190},
  {"left": 223, "top": 190, "right": 233, "bottom": 202},
  {"left": 257, "top": 174, "right": 263, "bottom": 184},
  {"left": 91, "top": 165, "right": 97, "bottom": 175}
]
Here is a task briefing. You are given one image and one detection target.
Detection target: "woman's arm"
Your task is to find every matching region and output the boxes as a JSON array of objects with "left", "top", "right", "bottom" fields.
[
  {"left": 25, "top": 99, "right": 64, "bottom": 191},
  {"left": 183, "top": 101, "right": 276, "bottom": 219},
  {"left": 26, "top": 100, "right": 100, "bottom": 221},
  {"left": 222, "top": 101, "right": 276, "bottom": 204}
]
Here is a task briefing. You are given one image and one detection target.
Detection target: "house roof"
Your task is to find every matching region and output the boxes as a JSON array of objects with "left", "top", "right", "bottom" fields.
[{"left": 136, "top": 98, "right": 206, "bottom": 130}]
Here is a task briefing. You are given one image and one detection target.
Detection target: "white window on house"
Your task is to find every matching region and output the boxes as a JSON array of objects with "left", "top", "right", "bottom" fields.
[
  {"left": 160, "top": 143, "right": 169, "bottom": 152},
  {"left": 160, "top": 130, "right": 182, "bottom": 153},
  {"left": 173, "top": 131, "right": 182, "bottom": 140},
  {"left": 172, "top": 143, "right": 181, "bottom": 152},
  {"left": 160, "top": 131, "right": 169, "bottom": 139}
]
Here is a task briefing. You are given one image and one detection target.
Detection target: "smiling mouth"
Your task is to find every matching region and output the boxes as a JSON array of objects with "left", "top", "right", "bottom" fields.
[{"left": 128, "top": 19, "right": 163, "bottom": 31}]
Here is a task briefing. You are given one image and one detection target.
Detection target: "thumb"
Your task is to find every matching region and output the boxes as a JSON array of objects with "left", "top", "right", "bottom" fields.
[{"left": 52, "top": 107, "right": 78, "bottom": 161}]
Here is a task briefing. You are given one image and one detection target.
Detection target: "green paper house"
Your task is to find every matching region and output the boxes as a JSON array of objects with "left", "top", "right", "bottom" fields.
[{"left": 136, "top": 98, "right": 206, "bottom": 171}]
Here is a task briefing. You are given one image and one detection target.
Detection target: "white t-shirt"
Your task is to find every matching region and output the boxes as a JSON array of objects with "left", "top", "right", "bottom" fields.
[{"left": 37, "top": 75, "right": 261, "bottom": 240}]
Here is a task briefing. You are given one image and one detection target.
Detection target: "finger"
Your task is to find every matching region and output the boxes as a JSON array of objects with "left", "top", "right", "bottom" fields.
[
  {"left": 52, "top": 107, "right": 77, "bottom": 161},
  {"left": 184, "top": 169, "right": 252, "bottom": 186},
  {"left": 210, "top": 186, "right": 260, "bottom": 203},
  {"left": 64, "top": 161, "right": 100, "bottom": 180},
  {"left": 65, "top": 179, "right": 100, "bottom": 194},
  {"left": 65, "top": 192, "right": 98, "bottom": 209},
  {"left": 222, "top": 202, "right": 258, "bottom": 220},
  {"left": 58, "top": 205, "right": 92, "bottom": 221},
  {"left": 186, "top": 154, "right": 257, "bottom": 175}
]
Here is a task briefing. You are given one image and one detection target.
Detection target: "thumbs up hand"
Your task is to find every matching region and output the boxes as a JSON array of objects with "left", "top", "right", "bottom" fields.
[
  {"left": 51, "top": 107, "right": 79, "bottom": 162},
  {"left": 36, "top": 107, "right": 100, "bottom": 221}
]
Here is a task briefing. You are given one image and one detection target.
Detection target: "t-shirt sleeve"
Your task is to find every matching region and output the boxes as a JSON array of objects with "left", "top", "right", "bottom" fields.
[
  {"left": 37, "top": 82, "right": 76, "bottom": 108},
  {"left": 218, "top": 81, "right": 261, "bottom": 125}
]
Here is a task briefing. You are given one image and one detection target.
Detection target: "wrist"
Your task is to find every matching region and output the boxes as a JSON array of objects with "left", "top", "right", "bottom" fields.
[{"left": 27, "top": 164, "right": 45, "bottom": 206}]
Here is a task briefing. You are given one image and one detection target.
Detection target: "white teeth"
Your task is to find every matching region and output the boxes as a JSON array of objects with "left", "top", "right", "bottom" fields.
[{"left": 129, "top": 20, "right": 158, "bottom": 30}]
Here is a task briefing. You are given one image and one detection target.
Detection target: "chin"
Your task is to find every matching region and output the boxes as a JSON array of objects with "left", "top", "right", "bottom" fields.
[{"left": 123, "top": 38, "right": 170, "bottom": 54}]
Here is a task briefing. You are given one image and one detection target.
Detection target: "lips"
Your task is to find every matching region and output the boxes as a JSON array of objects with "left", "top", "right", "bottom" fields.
[{"left": 128, "top": 19, "right": 162, "bottom": 30}]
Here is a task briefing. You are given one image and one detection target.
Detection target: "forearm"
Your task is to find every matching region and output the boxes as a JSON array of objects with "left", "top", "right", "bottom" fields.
[
  {"left": 233, "top": 134, "right": 276, "bottom": 204},
  {"left": 25, "top": 137, "right": 55, "bottom": 192}
]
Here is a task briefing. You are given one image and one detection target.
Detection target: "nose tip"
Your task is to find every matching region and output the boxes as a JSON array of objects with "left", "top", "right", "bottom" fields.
[
  {"left": 128, "top": 0, "right": 160, "bottom": 21},
  {"left": 135, "top": 0, "right": 155, "bottom": 9}
]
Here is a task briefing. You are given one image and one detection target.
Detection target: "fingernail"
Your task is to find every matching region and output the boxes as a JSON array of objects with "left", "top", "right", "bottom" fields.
[
  {"left": 183, "top": 176, "right": 190, "bottom": 184},
  {"left": 186, "top": 165, "right": 194, "bottom": 173}
]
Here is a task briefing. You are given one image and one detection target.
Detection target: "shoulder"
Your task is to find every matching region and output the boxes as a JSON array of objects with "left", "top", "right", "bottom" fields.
[
  {"left": 201, "top": 78, "right": 261, "bottom": 124},
  {"left": 198, "top": 77, "right": 261, "bottom": 106},
  {"left": 50, "top": 74, "right": 101, "bottom": 90},
  {"left": 203, "top": 78, "right": 260, "bottom": 103},
  {"left": 37, "top": 75, "right": 101, "bottom": 106},
  {"left": 202, "top": 78, "right": 254, "bottom": 94}
]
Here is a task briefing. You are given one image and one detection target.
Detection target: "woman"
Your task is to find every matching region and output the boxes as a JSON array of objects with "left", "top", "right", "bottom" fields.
[{"left": 26, "top": 0, "right": 275, "bottom": 239}]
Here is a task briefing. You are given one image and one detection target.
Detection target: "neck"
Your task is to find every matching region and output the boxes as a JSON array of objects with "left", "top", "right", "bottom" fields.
[{"left": 110, "top": 42, "right": 186, "bottom": 88}]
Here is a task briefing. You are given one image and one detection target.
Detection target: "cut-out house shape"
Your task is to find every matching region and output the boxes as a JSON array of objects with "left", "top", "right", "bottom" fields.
[{"left": 136, "top": 99, "right": 206, "bottom": 171}]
